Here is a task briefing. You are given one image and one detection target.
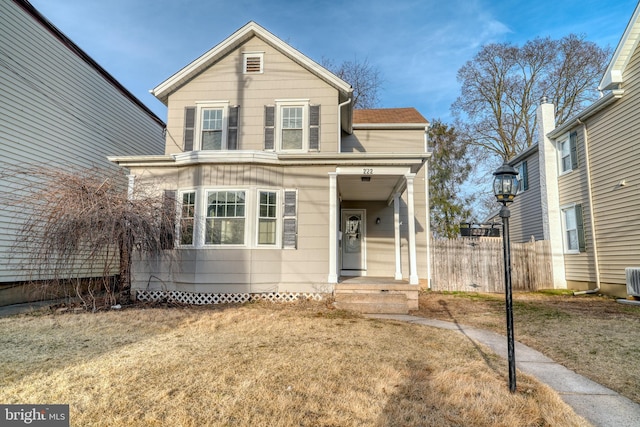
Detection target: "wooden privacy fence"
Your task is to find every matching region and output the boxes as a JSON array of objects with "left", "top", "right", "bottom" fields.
[{"left": 431, "top": 238, "right": 553, "bottom": 292}]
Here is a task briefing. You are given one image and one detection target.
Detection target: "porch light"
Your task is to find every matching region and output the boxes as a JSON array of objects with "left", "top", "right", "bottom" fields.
[{"left": 493, "top": 163, "right": 519, "bottom": 204}]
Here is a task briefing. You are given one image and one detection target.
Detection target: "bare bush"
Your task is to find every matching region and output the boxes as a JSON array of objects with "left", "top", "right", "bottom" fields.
[{"left": 0, "top": 163, "right": 173, "bottom": 310}]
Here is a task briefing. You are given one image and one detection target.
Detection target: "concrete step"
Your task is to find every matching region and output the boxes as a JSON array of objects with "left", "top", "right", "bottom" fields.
[{"left": 334, "top": 292, "right": 409, "bottom": 314}]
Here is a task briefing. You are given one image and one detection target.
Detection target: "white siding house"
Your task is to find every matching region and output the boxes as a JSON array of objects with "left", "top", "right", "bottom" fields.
[{"left": 0, "top": 0, "right": 165, "bottom": 304}]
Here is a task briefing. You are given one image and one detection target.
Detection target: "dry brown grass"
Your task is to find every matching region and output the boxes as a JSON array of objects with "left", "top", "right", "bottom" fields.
[
  {"left": 0, "top": 301, "right": 590, "bottom": 426},
  {"left": 415, "top": 290, "right": 640, "bottom": 404}
]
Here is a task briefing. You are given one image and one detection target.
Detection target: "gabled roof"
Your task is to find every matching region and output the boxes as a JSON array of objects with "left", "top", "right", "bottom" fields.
[
  {"left": 151, "top": 21, "right": 353, "bottom": 105},
  {"left": 354, "top": 108, "right": 428, "bottom": 125},
  {"left": 599, "top": 2, "right": 640, "bottom": 91}
]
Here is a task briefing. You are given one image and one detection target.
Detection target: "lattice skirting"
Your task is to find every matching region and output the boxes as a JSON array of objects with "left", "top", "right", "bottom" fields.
[{"left": 136, "top": 289, "right": 324, "bottom": 305}]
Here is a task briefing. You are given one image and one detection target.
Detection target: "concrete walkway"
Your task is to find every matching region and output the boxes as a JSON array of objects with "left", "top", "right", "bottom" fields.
[{"left": 367, "top": 314, "right": 640, "bottom": 427}]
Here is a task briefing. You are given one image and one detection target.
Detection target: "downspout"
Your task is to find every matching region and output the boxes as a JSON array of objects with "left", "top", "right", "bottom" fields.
[
  {"left": 573, "top": 119, "right": 601, "bottom": 295},
  {"left": 337, "top": 98, "right": 351, "bottom": 152}
]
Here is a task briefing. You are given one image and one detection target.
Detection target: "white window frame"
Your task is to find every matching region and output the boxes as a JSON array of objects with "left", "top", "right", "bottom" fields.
[
  {"left": 561, "top": 204, "right": 579, "bottom": 254},
  {"left": 256, "top": 189, "right": 280, "bottom": 247},
  {"left": 275, "top": 99, "right": 309, "bottom": 152},
  {"left": 204, "top": 189, "right": 247, "bottom": 246},
  {"left": 243, "top": 52, "right": 264, "bottom": 74},
  {"left": 195, "top": 101, "right": 230, "bottom": 151},
  {"left": 177, "top": 190, "right": 197, "bottom": 247},
  {"left": 515, "top": 161, "right": 527, "bottom": 194},
  {"left": 557, "top": 133, "right": 572, "bottom": 175}
]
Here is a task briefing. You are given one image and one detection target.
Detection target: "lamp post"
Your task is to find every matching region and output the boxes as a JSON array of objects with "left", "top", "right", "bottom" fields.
[{"left": 493, "top": 162, "right": 520, "bottom": 393}]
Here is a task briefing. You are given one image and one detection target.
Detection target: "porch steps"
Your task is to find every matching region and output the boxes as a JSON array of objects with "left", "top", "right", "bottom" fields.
[{"left": 334, "top": 292, "right": 409, "bottom": 314}]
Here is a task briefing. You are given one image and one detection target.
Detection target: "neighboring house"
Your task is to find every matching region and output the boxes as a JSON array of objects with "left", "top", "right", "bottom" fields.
[
  {"left": 109, "top": 21, "right": 431, "bottom": 312},
  {"left": 0, "top": 0, "right": 166, "bottom": 304},
  {"left": 508, "top": 2, "right": 640, "bottom": 297}
]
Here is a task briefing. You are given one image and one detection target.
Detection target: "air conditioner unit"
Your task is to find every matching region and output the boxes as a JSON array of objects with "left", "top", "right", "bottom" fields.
[{"left": 625, "top": 267, "right": 640, "bottom": 297}]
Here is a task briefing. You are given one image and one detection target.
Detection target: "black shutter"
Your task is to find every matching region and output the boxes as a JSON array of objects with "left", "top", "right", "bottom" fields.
[
  {"left": 569, "top": 131, "right": 578, "bottom": 170},
  {"left": 228, "top": 106, "right": 239, "bottom": 150},
  {"left": 521, "top": 161, "right": 528, "bottom": 191},
  {"left": 309, "top": 105, "right": 320, "bottom": 151},
  {"left": 161, "top": 190, "right": 176, "bottom": 250},
  {"left": 283, "top": 190, "right": 297, "bottom": 249},
  {"left": 184, "top": 107, "right": 196, "bottom": 152},
  {"left": 264, "top": 106, "right": 275, "bottom": 150},
  {"left": 576, "top": 203, "right": 586, "bottom": 252}
]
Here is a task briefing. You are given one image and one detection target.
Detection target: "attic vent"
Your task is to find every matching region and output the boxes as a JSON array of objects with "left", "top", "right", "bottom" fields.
[
  {"left": 244, "top": 52, "right": 263, "bottom": 73},
  {"left": 626, "top": 267, "right": 640, "bottom": 297}
]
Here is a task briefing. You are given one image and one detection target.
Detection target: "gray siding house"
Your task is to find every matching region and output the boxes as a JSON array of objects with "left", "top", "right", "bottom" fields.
[
  {"left": 110, "top": 22, "right": 431, "bottom": 313},
  {"left": 509, "top": 2, "right": 640, "bottom": 297},
  {"left": 0, "top": 0, "right": 165, "bottom": 304}
]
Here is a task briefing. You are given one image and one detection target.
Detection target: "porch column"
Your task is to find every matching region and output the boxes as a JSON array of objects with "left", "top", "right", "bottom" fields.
[
  {"left": 393, "top": 193, "right": 402, "bottom": 280},
  {"left": 406, "top": 173, "right": 419, "bottom": 285},
  {"left": 328, "top": 172, "right": 338, "bottom": 283}
]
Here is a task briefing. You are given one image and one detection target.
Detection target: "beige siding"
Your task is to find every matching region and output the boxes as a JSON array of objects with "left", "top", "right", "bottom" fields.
[
  {"left": 508, "top": 150, "right": 545, "bottom": 243},
  {"left": 342, "top": 128, "right": 425, "bottom": 153},
  {"left": 556, "top": 127, "right": 597, "bottom": 283},
  {"left": 165, "top": 37, "right": 340, "bottom": 155},
  {"left": 577, "top": 44, "right": 640, "bottom": 287},
  {"left": 0, "top": 1, "right": 165, "bottom": 283}
]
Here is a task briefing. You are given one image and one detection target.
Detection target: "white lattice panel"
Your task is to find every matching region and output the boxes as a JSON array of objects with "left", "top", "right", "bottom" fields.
[{"left": 136, "top": 290, "right": 323, "bottom": 305}]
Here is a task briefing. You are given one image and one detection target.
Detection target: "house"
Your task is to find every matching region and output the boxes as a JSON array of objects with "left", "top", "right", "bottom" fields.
[
  {"left": 506, "top": 2, "right": 640, "bottom": 297},
  {"left": 0, "top": 0, "right": 166, "bottom": 305},
  {"left": 109, "top": 21, "right": 431, "bottom": 313}
]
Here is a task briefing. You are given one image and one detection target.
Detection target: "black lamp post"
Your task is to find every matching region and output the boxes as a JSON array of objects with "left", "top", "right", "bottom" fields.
[{"left": 493, "top": 162, "right": 520, "bottom": 393}]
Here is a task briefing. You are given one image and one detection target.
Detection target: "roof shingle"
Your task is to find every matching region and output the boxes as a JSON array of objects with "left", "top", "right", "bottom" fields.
[{"left": 353, "top": 108, "right": 428, "bottom": 124}]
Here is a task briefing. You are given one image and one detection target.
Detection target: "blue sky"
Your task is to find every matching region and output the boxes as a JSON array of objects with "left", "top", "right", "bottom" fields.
[{"left": 29, "top": 0, "right": 638, "bottom": 124}]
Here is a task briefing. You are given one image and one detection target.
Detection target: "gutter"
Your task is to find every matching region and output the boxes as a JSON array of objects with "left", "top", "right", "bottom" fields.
[
  {"left": 573, "top": 119, "right": 601, "bottom": 296},
  {"left": 337, "top": 97, "right": 352, "bottom": 152}
]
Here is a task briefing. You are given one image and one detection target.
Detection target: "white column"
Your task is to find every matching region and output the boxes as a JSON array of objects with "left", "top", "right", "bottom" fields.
[
  {"left": 328, "top": 173, "right": 338, "bottom": 283},
  {"left": 393, "top": 193, "right": 402, "bottom": 280},
  {"left": 406, "top": 173, "right": 419, "bottom": 285},
  {"left": 537, "top": 102, "right": 567, "bottom": 288}
]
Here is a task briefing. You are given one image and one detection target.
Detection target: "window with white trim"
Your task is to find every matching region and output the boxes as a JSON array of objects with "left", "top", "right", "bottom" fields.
[
  {"left": 257, "top": 191, "right": 278, "bottom": 245},
  {"left": 180, "top": 191, "right": 196, "bottom": 245},
  {"left": 516, "top": 161, "right": 528, "bottom": 193},
  {"left": 561, "top": 204, "right": 585, "bottom": 253},
  {"left": 558, "top": 131, "right": 577, "bottom": 174},
  {"left": 205, "top": 190, "right": 246, "bottom": 245},
  {"left": 183, "top": 102, "right": 239, "bottom": 151}
]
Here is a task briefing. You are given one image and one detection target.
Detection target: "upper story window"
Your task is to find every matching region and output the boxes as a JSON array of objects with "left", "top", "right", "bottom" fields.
[
  {"left": 264, "top": 101, "right": 319, "bottom": 152},
  {"left": 516, "top": 161, "right": 528, "bottom": 193},
  {"left": 558, "top": 131, "right": 577, "bottom": 174},
  {"left": 183, "top": 103, "right": 239, "bottom": 151},
  {"left": 243, "top": 52, "right": 264, "bottom": 74}
]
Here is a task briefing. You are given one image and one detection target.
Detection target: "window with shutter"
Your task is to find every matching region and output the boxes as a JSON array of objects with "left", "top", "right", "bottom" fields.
[
  {"left": 184, "top": 107, "right": 195, "bottom": 151},
  {"left": 283, "top": 190, "right": 297, "bottom": 249},
  {"left": 309, "top": 105, "right": 320, "bottom": 151},
  {"left": 264, "top": 106, "right": 275, "bottom": 150},
  {"left": 569, "top": 131, "right": 578, "bottom": 170},
  {"left": 561, "top": 204, "right": 586, "bottom": 253},
  {"left": 516, "top": 161, "right": 528, "bottom": 192}
]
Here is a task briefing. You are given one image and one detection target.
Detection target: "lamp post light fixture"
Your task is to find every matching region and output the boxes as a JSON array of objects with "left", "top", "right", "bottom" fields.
[{"left": 493, "top": 162, "right": 520, "bottom": 393}]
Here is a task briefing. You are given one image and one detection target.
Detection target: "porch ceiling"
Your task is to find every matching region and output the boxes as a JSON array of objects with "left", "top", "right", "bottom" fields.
[{"left": 337, "top": 175, "right": 404, "bottom": 201}]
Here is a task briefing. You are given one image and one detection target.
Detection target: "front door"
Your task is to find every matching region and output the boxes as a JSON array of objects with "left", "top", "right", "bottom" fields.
[{"left": 341, "top": 209, "right": 366, "bottom": 275}]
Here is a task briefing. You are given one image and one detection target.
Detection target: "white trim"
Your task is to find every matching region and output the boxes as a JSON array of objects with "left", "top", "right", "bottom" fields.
[
  {"left": 557, "top": 133, "right": 573, "bottom": 175},
  {"left": 393, "top": 193, "right": 402, "bottom": 280},
  {"left": 275, "top": 100, "right": 309, "bottom": 152},
  {"left": 177, "top": 189, "right": 197, "bottom": 247},
  {"left": 203, "top": 188, "right": 248, "bottom": 247},
  {"left": 328, "top": 173, "right": 338, "bottom": 283},
  {"left": 405, "top": 174, "right": 419, "bottom": 285},
  {"left": 255, "top": 189, "right": 280, "bottom": 247},
  {"left": 194, "top": 101, "right": 230, "bottom": 151},
  {"left": 598, "top": 2, "right": 640, "bottom": 91},
  {"left": 560, "top": 203, "right": 580, "bottom": 254}
]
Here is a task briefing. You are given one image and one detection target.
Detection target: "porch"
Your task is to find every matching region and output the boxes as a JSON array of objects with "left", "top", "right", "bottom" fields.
[{"left": 333, "top": 276, "right": 419, "bottom": 314}]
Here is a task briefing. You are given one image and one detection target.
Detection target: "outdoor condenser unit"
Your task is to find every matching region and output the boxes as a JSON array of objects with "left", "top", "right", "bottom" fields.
[{"left": 625, "top": 267, "right": 640, "bottom": 297}]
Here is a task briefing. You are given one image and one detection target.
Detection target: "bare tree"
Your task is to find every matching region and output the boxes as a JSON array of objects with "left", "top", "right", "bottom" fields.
[
  {"left": 453, "top": 34, "right": 611, "bottom": 161},
  {"left": 1, "top": 164, "right": 173, "bottom": 310},
  {"left": 322, "top": 57, "right": 383, "bottom": 109}
]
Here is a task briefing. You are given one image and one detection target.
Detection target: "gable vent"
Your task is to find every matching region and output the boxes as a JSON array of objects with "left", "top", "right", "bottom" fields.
[
  {"left": 626, "top": 267, "right": 640, "bottom": 297},
  {"left": 244, "top": 53, "right": 263, "bottom": 74}
]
